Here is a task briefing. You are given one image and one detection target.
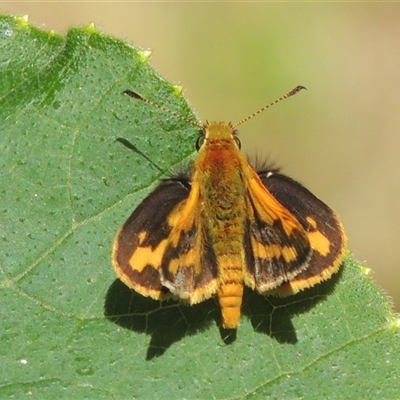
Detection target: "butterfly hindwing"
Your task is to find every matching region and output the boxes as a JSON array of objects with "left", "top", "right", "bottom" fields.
[
  {"left": 258, "top": 170, "right": 347, "bottom": 294},
  {"left": 158, "top": 181, "right": 219, "bottom": 303}
]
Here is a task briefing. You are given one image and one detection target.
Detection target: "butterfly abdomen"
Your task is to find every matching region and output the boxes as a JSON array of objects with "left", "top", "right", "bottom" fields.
[
  {"left": 210, "top": 204, "right": 247, "bottom": 329},
  {"left": 207, "top": 210, "right": 247, "bottom": 329}
]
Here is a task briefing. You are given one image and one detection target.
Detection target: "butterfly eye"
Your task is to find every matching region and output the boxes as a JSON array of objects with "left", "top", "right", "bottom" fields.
[
  {"left": 234, "top": 135, "right": 241, "bottom": 149},
  {"left": 196, "top": 135, "right": 205, "bottom": 151}
]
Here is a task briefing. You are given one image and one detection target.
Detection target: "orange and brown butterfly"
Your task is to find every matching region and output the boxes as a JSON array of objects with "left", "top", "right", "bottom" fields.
[{"left": 112, "top": 86, "right": 347, "bottom": 330}]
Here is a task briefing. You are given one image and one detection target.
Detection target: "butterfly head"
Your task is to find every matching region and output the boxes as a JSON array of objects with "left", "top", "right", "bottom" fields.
[{"left": 196, "top": 121, "right": 241, "bottom": 152}]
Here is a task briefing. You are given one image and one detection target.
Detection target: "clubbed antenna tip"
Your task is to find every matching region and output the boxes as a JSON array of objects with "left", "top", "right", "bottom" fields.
[
  {"left": 123, "top": 89, "right": 144, "bottom": 100},
  {"left": 123, "top": 89, "right": 201, "bottom": 128},
  {"left": 233, "top": 85, "right": 307, "bottom": 129}
]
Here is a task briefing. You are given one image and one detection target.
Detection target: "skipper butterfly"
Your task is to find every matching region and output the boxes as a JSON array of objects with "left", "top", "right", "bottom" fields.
[{"left": 112, "top": 86, "right": 347, "bottom": 329}]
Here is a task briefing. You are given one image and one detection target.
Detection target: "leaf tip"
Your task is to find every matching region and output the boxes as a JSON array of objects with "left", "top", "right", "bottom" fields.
[
  {"left": 83, "top": 22, "right": 97, "bottom": 34},
  {"left": 387, "top": 314, "right": 400, "bottom": 332},
  {"left": 16, "top": 15, "right": 29, "bottom": 28},
  {"left": 172, "top": 85, "right": 183, "bottom": 97},
  {"left": 138, "top": 50, "right": 152, "bottom": 63},
  {"left": 361, "top": 265, "right": 372, "bottom": 276}
]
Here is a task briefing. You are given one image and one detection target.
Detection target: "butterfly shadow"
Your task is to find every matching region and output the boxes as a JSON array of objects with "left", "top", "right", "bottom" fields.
[
  {"left": 104, "top": 279, "right": 219, "bottom": 360},
  {"left": 241, "top": 266, "right": 343, "bottom": 344},
  {"left": 104, "top": 267, "right": 343, "bottom": 360}
]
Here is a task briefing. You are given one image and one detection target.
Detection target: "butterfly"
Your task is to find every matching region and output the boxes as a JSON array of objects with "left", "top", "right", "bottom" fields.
[{"left": 112, "top": 86, "right": 347, "bottom": 329}]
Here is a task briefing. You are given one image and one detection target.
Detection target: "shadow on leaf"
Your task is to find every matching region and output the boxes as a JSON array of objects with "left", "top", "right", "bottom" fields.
[
  {"left": 105, "top": 266, "right": 342, "bottom": 359},
  {"left": 104, "top": 279, "right": 218, "bottom": 359},
  {"left": 242, "top": 266, "right": 343, "bottom": 344}
]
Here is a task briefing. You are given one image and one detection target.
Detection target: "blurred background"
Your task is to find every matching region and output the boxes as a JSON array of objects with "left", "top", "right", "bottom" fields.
[{"left": 3, "top": 3, "right": 399, "bottom": 312}]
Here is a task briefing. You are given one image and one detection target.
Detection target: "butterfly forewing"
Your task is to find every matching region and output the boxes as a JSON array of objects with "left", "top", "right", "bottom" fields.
[{"left": 112, "top": 179, "right": 190, "bottom": 299}]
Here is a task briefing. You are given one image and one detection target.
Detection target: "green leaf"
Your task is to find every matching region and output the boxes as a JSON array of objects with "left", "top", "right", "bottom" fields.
[{"left": 1, "top": 15, "right": 399, "bottom": 399}]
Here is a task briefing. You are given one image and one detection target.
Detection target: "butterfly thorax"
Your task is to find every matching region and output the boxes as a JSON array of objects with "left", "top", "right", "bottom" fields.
[{"left": 197, "top": 122, "right": 248, "bottom": 242}]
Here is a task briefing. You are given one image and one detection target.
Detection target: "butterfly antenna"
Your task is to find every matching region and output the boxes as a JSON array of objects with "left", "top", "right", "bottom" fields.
[
  {"left": 123, "top": 89, "right": 202, "bottom": 128},
  {"left": 232, "top": 85, "right": 307, "bottom": 129}
]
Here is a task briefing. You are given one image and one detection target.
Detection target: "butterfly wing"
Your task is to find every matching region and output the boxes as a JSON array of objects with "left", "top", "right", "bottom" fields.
[
  {"left": 112, "top": 178, "right": 219, "bottom": 303},
  {"left": 258, "top": 170, "right": 347, "bottom": 295},
  {"left": 243, "top": 169, "right": 313, "bottom": 293}
]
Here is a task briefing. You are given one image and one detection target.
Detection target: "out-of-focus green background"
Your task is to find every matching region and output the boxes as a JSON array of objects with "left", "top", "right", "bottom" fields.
[{"left": 3, "top": 3, "right": 399, "bottom": 312}]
